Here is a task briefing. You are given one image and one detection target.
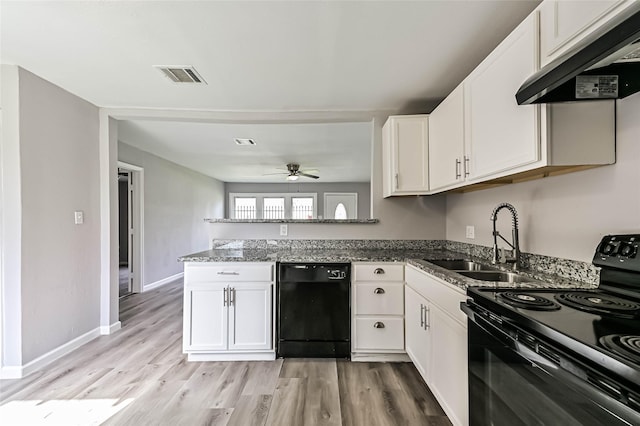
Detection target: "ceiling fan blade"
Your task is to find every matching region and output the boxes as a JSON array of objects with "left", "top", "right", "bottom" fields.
[
  {"left": 298, "top": 172, "right": 320, "bottom": 179},
  {"left": 262, "top": 172, "right": 289, "bottom": 176}
]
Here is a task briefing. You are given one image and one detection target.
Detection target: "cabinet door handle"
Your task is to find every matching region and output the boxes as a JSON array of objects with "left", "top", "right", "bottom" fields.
[
  {"left": 455, "top": 158, "right": 461, "bottom": 179},
  {"left": 374, "top": 322, "right": 385, "bottom": 329},
  {"left": 420, "top": 304, "right": 424, "bottom": 328},
  {"left": 217, "top": 271, "right": 239, "bottom": 275},
  {"left": 230, "top": 287, "right": 235, "bottom": 306},
  {"left": 223, "top": 288, "right": 228, "bottom": 306},
  {"left": 424, "top": 306, "right": 430, "bottom": 329},
  {"left": 394, "top": 173, "right": 399, "bottom": 190},
  {"left": 464, "top": 156, "right": 470, "bottom": 177},
  {"left": 374, "top": 287, "right": 385, "bottom": 294},
  {"left": 373, "top": 268, "right": 385, "bottom": 275}
]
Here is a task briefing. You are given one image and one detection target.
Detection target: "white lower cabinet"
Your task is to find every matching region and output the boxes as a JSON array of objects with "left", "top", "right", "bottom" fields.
[
  {"left": 351, "top": 262, "right": 408, "bottom": 361},
  {"left": 405, "top": 286, "right": 431, "bottom": 381},
  {"left": 405, "top": 265, "right": 468, "bottom": 426},
  {"left": 183, "top": 262, "right": 275, "bottom": 361}
]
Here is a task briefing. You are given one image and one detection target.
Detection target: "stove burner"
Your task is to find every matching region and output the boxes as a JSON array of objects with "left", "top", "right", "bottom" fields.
[
  {"left": 497, "top": 292, "right": 561, "bottom": 311},
  {"left": 555, "top": 292, "right": 640, "bottom": 319},
  {"left": 600, "top": 334, "right": 640, "bottom": 364}
]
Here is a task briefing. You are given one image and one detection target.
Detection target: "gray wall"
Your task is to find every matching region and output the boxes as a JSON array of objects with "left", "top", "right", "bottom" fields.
[
  {"left": 208, "top": 117, "right": 448, "bottom": 241},
  {"left": 118, "top": 142, "right": 225, "bottom": 285},
  {"left": 224, "top": 182, "right": 371, "bottom": 219},
  {"left": 446, "top": 94, "right": 640, "bottom": 262},
  {"left": 1, "top": 66, "right": 101, "bottom": 365}
]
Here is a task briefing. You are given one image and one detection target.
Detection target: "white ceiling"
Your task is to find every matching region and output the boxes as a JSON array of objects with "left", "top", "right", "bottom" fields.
[{"left": 1, "top": 0, "right": 540, "bottom": 183}]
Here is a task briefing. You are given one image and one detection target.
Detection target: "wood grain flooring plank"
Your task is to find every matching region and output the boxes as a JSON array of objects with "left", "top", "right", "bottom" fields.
[
  {"left": 241, "top": 360, "right": 283, "bottom": 396},
  {"left": 264, "top": 378, "right": 306, "bottom": 426},
  {"left": 227, "top": 394, "right": 272, "bottom": 426}
]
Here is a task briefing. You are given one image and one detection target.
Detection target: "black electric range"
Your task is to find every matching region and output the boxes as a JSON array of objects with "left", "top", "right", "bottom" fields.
[{"left": 463, "top": 234, "right": 640, "bottom": 425}]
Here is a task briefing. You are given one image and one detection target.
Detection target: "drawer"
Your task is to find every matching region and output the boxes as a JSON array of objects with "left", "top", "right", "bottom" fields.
[
  {"left": 353, "top": 263, "right": 404, "bottom": 282},
  {"left": 185, "top": 262, "right": 274, "bottom": 283},
  {"left": 355, "top": 282, "right": 404, "bottom": 315},
  {"left": 406, "top": 265, "right": 467, "bottom": 326},
  {"left": 354, "top": 317, "right": 405, "bottom": 351}
]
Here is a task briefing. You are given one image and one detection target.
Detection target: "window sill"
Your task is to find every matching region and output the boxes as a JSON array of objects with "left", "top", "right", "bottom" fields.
[{"left": 204, "top": 218, "right": 379, "bottom": 224}]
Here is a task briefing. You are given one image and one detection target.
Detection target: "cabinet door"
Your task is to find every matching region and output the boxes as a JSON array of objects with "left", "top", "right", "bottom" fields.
[
  {"left": 383, "top": 115, "right": 429, "bottom": 196},
  {"left": 429, "top": 84, "right": 465, "bottom": 191},
  {"left": 540, "top": 0, "right": 632, "bottom": 66},
  {"left": 228, "top": 283, "right": 272, "bottom": 351},
  {"left": 430, "top": 306, "right": 468, "bottom": 426},
  {"left": 185, "top": 284, "right": 228, "bottom": 351},
  {"left": 405, "top": 286, "right": 431, "bottom": 382},
  {"left": 464, "top": 13, "right": 540, "bottom": 180}
]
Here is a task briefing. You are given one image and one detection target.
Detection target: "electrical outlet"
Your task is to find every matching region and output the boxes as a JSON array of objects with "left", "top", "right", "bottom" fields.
[
  {"left": 280, "top": 224, "right": 288, "bottom": 236},
  {"left": 74, "top": 210, "right": 84, "bottom": 225},
  {"left": 466, "top": 225, "right": 475, "bottom": 239}
]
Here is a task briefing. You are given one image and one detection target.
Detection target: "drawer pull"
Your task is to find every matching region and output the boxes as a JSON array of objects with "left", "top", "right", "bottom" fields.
[
  {"left": 217, "top": 271, "right": 239, "bottom": 275},
  {"left": 374, "top": 322, "right": 385, "bottom": 329},
  {"left": 373, "top": 268, "right": 385, "bottom": 275},
  {"left": 374, "top": 287, "right": 385, "bottom": 295}
]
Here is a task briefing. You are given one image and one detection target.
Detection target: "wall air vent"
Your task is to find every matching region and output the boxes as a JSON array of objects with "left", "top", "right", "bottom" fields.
[
  {"left": 154, "top": 66, "right": 207, "bottom": 84},
  {"left": 234, "top": 138, "right": 256, "bottom": 146}
]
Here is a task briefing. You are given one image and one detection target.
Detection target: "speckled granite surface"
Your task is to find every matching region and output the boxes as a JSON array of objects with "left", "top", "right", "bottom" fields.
[
  {"left": 179, "top": 239, "right": 597, "bottom": 291},
  {"left": 443, "top": 240, "right": 600, "bottom": 285}
]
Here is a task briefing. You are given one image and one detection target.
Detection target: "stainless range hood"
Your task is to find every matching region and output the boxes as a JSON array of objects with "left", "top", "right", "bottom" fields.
[{"left": 516, "top": 4, "right": 640, "bottom": 105}]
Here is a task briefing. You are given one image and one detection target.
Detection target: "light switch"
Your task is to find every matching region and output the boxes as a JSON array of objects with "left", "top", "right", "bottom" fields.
[
  {"left": 466, "top": 225, "right": 475, "bottom": 239},
  {"left": 280, "top": 224, "right": 288, "bottom": 236},
  {"left": 74, "top": 211, "right": 84, "bottom": 225}
]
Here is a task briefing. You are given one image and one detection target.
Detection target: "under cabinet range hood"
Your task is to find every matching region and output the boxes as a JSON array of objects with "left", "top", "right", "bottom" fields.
[{"left": 516, "top": 4, "right": 640, "bottom": 105}]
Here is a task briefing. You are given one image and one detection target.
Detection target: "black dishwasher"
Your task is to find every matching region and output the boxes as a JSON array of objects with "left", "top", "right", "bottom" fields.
[{"left": 277, "top": 263, "right": 351, "bottom": 358}]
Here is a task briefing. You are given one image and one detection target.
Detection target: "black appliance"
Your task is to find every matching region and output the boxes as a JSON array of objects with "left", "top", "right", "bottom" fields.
[
  {"left": 462, "top": 234, "right": 640, "bottom": 425},
  {"left": 516, "top": 3, "right": 640, "bottom": 104},
  {"left": 277, "top": 263, "right": 350, "bottom": 358}
]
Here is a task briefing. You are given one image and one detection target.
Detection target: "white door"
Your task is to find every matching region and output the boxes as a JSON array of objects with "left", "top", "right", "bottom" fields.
[
  {"left": 430, "top": 305, "right": 468, "bottom": 426},
  {"left": 186, "top": 285, "right": 228, "bottom": 351},
  {"left": 404, "top": 286, "right": 431, "bottom": 382},
  {"left": 324, "top": 193, "right": 358, "bottom": 219},
  {"left": 228, "top": 283, "right": 272, "bottom": 350}
]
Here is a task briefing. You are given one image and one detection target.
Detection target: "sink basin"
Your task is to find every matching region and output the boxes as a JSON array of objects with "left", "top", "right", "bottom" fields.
[
  {"left": 425, "top": 259, "right": 497, "bottom": 272},
  {"left": 457, "top": 271, "right": 536, "bottom": 283}
]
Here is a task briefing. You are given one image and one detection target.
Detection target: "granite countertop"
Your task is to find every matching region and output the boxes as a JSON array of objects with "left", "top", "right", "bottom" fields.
[{"left": 179, "top": 247, "right": 595, "bottom": 291}]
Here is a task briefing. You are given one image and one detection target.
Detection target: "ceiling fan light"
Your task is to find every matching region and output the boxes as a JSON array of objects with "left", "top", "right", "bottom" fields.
[{"left": 286, "top": 175, "right": 299, "bottom": 181}]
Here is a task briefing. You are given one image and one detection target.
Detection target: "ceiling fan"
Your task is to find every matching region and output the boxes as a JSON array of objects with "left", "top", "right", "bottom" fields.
[{"left": 265, "top": 163, "right": 320, "bottom": 181}]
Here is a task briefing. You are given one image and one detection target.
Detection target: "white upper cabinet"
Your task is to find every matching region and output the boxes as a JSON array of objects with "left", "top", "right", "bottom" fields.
[
  {"left": 539, "top": 0, "right": 636, "bottom": 66},
  {"left": 382, "top": 115, "right": 429, "bottom": 197},
  {"left": 464, "top": 13, "right": 540, "bottom": 181},
  {"left": 428, "top": 83, "right": 465, "bottom": 191}
]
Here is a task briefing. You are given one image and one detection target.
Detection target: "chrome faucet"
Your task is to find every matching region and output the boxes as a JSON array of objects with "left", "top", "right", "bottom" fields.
[{"left": 490, "top": 202, "right": 521, "bottom": 271}]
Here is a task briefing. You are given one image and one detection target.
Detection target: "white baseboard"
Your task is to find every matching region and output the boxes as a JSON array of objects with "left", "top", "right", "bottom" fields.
[
  {"left": 100, "top": 321, "right": 121, "bottom": 335},
  {"left": 144, "top": 272, "right": 183, "bottom": 292},
  {"left": 186, "top": 351, "right": 276, "bottom": 362},
  {"left": 0, "top": 327, "right": 101, "bottom": 379},
  {"left": 350, "top": 352, "right": 411, "bottom": 362}
]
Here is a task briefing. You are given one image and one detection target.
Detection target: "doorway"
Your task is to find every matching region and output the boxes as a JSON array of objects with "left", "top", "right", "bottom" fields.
[
  {"left": 118, "top": 169, "right": 132, "bottom": 297},
  {"left": 324, "top": 193, "right": 358, "bottom": 219},
  {"left": 117, "top": 162, "right": 143, "bottom": 298}
]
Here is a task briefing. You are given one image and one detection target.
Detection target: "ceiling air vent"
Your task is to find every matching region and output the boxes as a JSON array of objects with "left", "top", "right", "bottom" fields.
[
  {"left": 154, "top": 66, "right": 206, "bottom": 84},
  {"left": 234, "top": 138, "right": 256, "bottom": 146}
]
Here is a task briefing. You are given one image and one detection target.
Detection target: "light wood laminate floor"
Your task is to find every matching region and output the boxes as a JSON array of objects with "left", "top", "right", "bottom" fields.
[{"left": 0, "top": 279, "right": 452, "bottom": 426}]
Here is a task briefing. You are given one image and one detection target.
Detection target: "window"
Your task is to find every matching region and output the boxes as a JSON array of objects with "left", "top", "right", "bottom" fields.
[
  {"left": 234, "top": 197, "right": 257, "bottom": 219},
  {"left": 229, "top": 193, "right": 317, "bottom": 219},
  {"left": 292, "top": 197, "right": 314, "bottom": 220},
  {"left": 263, "top": 197, "right": 285, "bottom": 219}
]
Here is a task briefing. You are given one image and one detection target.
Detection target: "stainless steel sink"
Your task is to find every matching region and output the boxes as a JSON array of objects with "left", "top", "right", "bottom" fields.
[
  {"left": 425, "top": 259, "right": 498, "bottom": 271},
  {"left": 457, "top": 271, "right": 536, "bottom": 283}
]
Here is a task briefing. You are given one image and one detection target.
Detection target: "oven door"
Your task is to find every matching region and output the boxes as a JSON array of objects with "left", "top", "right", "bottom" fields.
[{"left": 463, "top": 302, "right": 640, "bottom": 426}]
